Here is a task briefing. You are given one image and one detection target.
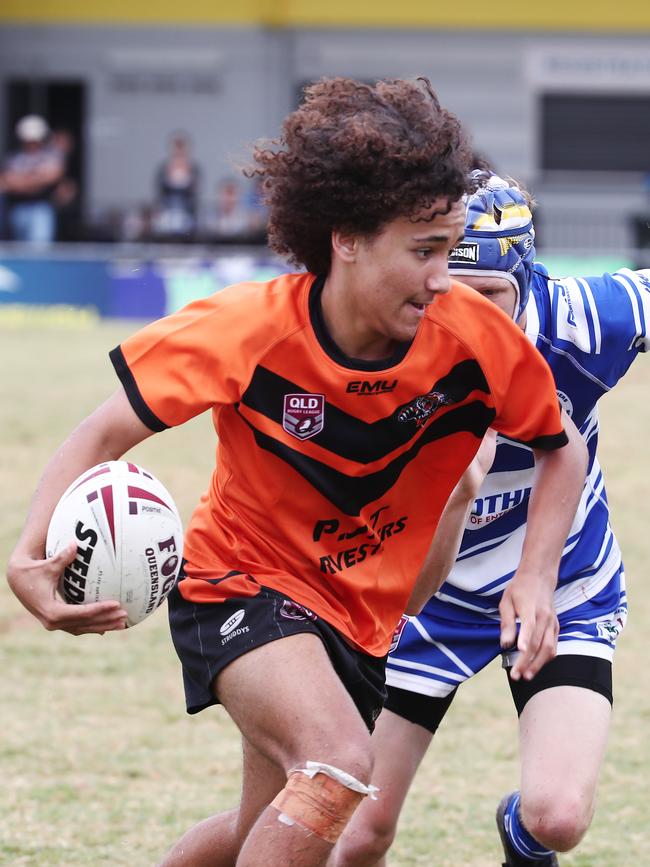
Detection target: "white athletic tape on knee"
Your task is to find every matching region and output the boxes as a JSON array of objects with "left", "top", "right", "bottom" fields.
[{"left": 298, "top": 761, "right": 379, "bottom": 799}]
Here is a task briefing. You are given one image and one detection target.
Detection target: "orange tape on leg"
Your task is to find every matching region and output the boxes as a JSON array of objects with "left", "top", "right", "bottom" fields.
[{"left": 271, "top": 770, "right": 364, "bottom": 844}]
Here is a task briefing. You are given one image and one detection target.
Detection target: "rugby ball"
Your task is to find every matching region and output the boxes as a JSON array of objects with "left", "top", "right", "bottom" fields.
[{"left": 46, "top": 461, "right": 183, "bottom": 627}]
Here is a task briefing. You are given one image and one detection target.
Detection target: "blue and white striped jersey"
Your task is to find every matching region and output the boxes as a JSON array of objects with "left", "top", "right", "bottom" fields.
[{"left": 431, "top": 266, "right": 650, "bottom": 620}]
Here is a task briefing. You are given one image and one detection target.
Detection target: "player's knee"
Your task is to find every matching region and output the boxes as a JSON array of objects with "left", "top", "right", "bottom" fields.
[
  {"left": 272, "top": 762, "right": 378, "bottom": 846},
  {"left": 157, "top": 809, "right": 240, "bottom": 866},
  {"left": 335, "top": 810, "right": 396, "bottom": 865},
  {"left": 521, "top": 790, "right": 593, "bottom": 852}
]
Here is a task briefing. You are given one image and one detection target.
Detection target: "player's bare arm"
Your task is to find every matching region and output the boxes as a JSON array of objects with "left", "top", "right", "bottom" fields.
[
  {"left": 405, "top": 428, "right": 497, "bottom": 615},
  {"left": 501, "top": 411, "right": 588, "bottom": 681},
  {"left": 6, "top": 387, "right": 154, "bottom": 634}
]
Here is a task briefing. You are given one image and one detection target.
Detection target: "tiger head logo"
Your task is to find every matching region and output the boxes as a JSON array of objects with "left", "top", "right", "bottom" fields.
[{"left": 398, "top": 390, "right": 450, "bottom": 428}]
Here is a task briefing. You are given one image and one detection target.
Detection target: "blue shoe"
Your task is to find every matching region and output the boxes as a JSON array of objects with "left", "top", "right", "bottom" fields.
[{"left": 496, "top": 792, "right": 559, "bottom": 866}]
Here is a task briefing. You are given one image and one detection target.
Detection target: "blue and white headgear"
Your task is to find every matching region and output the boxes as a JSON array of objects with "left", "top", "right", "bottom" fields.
[{"left": 448, "top": 172, "right": 536, "bottom": 320}]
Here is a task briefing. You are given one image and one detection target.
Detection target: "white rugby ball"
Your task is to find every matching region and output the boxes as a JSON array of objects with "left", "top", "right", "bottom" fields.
[{"left": 46, "top": 461, "right": 183, "bottom": 627}]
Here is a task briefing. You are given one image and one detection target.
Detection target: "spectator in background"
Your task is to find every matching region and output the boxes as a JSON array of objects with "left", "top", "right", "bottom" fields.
[
  {"left": 153, "top": 131, "right": 201, "bottom": 241},
  {"left": 245, "top": 175, "right": 269, "bottom": 244},
  {"left": 122, "top": 203, "right": 156, "bottom": 243},
  {"left": 1, "top": 115, "right": 64, "bottom": 245},
  {"left": 205, "top": 176, "right": 253, "bottom": 243},
  {"left": 0, "top": 170, "right": 5, "bottom": 239},
  {"left": 50, "top": 128, "right": 80, "bottom": 241}
]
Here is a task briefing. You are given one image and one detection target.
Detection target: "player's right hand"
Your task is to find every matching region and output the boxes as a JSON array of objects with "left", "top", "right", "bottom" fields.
[{"left": 6, "top": 544, "right": 127, "bottom": 635}]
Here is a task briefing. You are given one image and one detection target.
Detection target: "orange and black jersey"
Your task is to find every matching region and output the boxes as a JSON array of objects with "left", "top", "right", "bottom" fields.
[{"left": 110, "top": 272, "right": 567, "bottom": 656}]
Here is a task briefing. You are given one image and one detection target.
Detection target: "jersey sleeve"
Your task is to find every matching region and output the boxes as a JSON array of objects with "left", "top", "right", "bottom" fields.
[
  {"left": 109, "top": 288, "right": 267, "bottom": 431},
  {"left": 484, "top": 315, "right": 568, "bottom": 450},
  {"left": 547, "top": 268, "right": 650, "bottom": 388}
]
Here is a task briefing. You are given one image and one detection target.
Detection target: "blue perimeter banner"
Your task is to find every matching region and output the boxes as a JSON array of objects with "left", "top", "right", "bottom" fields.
[{"left": 0, "top": 251, "right": 291, "bottom": 320}]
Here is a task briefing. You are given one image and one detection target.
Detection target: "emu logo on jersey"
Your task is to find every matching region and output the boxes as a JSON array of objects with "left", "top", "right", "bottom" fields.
[
  {"left": 283, "top": 393, "right": 325, "bottom": 440},
  {"left": 347, "top": 379, "right": 397, "bottom": 395},
  {"left": 398, "top": 390, "right": 450, "bottom": 427}
]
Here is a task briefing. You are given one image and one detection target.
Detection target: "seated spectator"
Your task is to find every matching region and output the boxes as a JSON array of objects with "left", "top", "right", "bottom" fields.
[
  {"left": 153, "top": 131, "right": 201, "bottom": 241},
  {"left": 2, "top": 115, "right": 64, "bottom": 245},
  {"left": 244, "top": 176, "right": 269, "bottom": 244},
  {"left": 123, "top": 204, "right": 156, "bottom": 243},
  {"left": 205, "top": 177, "right": 254, "bottom": 243}
]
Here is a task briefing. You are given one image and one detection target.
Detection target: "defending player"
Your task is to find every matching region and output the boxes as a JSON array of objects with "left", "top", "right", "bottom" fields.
[
  {"left": 333, "top": 173, "right": 648, "bottom": 867},
  {"left": 6, "top": 85, "right": 586, "bottom": 867}
]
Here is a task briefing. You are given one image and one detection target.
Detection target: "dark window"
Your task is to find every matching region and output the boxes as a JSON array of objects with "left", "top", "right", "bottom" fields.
[{"left": 541, "top": 93, "right": 650, "bottom": 173}]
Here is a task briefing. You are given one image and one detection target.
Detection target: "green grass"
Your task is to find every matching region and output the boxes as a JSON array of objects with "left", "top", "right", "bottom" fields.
[{"left": 1, "top": 318, "right": 648, "bottom": 866}]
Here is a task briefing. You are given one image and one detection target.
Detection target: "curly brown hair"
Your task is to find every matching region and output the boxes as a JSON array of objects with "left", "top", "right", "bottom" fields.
[{"left": 247, "top": 77, "right": 474, "bottom": 275}]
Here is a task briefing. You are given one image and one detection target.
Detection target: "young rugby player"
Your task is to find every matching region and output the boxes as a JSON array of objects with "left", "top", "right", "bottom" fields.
[
  {"left": 332, "top": 173, "right": 648, "bottom": 867},
  {"left": 7, "top": 86, "right": 586, "bottom": 867}
]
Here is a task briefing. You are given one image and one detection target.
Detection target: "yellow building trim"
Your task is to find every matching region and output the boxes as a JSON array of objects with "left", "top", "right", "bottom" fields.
[
  {"left": 0, "top": 0, "right": 648, "bottom": 30},
  {"left": 0, "top": 0, "right": 261, "bottom": 26}
]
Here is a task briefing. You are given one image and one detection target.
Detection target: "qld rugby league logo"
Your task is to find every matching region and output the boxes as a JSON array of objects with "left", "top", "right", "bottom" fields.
[{"left": 283, "top": 393, "right": 325, "bottom": 440}]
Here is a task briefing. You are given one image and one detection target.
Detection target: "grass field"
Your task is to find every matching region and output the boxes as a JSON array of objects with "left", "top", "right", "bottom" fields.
[{"left": 1, "top": 316, "right": 648, "bottom": 866}]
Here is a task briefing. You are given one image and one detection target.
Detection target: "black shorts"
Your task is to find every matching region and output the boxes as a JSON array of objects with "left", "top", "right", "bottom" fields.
[
  {"left": 384, "top": 654, "right": 613, "bottom": 734},
  {"left": 167, "top": 580, "right": 387, "bottom": 732}
]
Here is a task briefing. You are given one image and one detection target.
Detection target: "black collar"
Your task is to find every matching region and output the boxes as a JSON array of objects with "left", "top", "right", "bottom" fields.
[{"left": 308, "top": 274, "right": 412, "bottom": 372}]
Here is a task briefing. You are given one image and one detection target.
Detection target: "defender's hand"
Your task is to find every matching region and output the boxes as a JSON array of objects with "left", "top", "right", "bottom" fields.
[{"left": 499, "top": 570, "right": 559, "bottom": 681}]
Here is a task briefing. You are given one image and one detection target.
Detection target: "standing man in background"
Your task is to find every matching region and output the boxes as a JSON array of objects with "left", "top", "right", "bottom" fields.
[{"left": 1, "top": 114, "right": 63, "bottom": 245}]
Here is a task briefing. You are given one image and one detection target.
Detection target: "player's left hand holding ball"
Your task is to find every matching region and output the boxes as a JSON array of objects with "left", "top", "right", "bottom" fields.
[{"left": 7, "top": 543, "right": 128, "bottom": 635}]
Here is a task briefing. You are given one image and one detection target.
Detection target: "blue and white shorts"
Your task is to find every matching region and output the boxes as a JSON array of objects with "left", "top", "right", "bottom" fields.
[{"left": 386, "top": 567, "right": 627, "bottom": 710}]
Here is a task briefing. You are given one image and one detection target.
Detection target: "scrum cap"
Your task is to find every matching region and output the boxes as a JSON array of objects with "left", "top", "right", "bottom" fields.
[{"left": 448, "top": 172, "right": 535, "bottom": 320}]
